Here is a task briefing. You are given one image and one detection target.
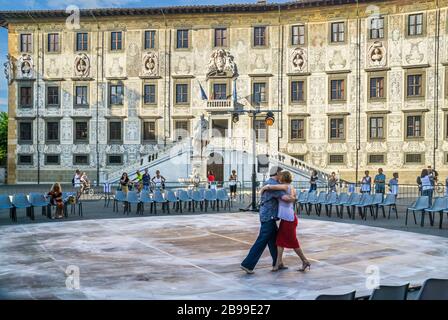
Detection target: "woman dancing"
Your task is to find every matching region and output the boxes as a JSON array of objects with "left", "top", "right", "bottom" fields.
[{"left": 260, "top": 171, "right": 311, "bottom": 272}]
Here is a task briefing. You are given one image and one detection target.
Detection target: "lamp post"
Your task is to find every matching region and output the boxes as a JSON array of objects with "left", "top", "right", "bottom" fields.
[{"left": 232, "top": 109, "right": 279, "bottom": 212}]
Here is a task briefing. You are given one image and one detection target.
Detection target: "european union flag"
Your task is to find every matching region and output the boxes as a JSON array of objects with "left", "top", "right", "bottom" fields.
[{"left": 199, "top": 81, "right": 208, "bottom": 100}]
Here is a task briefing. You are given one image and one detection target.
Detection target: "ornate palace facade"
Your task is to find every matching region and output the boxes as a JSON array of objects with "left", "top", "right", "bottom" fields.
[{"left": 1, "top": 0, "right": 448, "bottom": 184}]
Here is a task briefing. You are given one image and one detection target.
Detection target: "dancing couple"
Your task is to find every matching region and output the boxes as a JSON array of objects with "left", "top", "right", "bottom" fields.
[{"left": 241, "top": 167, "right": 310, "bottom": 274}]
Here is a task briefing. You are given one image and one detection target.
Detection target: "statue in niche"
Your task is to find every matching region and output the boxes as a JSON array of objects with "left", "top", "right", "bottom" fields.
[
  {"left": 193, "top": 114, "right": 209, "bottom": 158},
  {"left": 368, "top": 41, "right": 387, "bottom": 67},
  {"left": 74, "top": 53, "right": 90, "bottom": 78}
]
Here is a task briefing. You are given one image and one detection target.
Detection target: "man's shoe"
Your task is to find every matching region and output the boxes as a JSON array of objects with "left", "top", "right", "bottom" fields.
[{"left": 240, "top": 265, "right": 254, "bottom": 274}]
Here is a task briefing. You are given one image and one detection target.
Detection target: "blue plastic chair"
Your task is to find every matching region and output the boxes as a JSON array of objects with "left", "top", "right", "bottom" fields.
[
  {"left": 417, "top": 279, "right": 448, "bottom": 300},
  {"left": 297, "top": 192, "right": 309, "bottom": 215},
  {"left": 126, "top": 191, "right": 142, "bottom": 215},
  {"left": 140, "top": 192, "right": 154, "bottom": 214},
  {"left": 406, "top": 196, "right": 430, "bottom": 227},
  {"left": 321, "top": 192, "right": 338, "bottom": 217},
  {"left": 371, "top": 193, "right": 385, "bottom": 218},
  {"left": 113, "top": 191, "right": 127, "bottom": 213},
  {"left": 316, "top": 291, "right": 356, "bottom": 300},
  {"left": 355, "top": 194, "right": 375, "bottom": 220},
  {"left": 217, "top": 189, "right": 231, "bottom": 210},
  {"left": 11, "top": 194, "right": 33, "bottom": 222},
  {"left": 204, "top": 189, "right": 218, "bottom": 212},
  {"left": 303, "top": 192, "right": 317, "bottom": 215},
  {"left": 191, "top": 190, "right": 205, "bottom": 212},
  {"left": 334, "top": 193, "right": 349, "bottom": 218},
  {"left": 341, "top": 193, "right": 361, "bottom": 219},
  {"left": 370, "top": 284, "right": 410, "bottom": 300},
  {"left": 378, "top": 194, "right": 398, "bottom": 219},
  {"left": 153, "top": 190, "right": 167, "bottom": 214},
  {"left": 29, "top": 193, "right": 50, "bottom": 218},
  {"left": 0, "top": 195, "right": 15, "bottom": 222},
  {"left": 424, "top": 197, "right": 448, "bottom": 229},
  {"left": 177, "top": 190, "right": 192, "bottom": 213},
  {"left": 166, "top": 190, "right": 179, "bottom": 213},
  {"left": 313, "top": 192, "right": 328, "bottom": 216}
]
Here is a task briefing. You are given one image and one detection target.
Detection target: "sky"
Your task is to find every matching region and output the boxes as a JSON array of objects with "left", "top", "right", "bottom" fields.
[{"left": 0, "top": 0, "right": 290, "bottom": 112}]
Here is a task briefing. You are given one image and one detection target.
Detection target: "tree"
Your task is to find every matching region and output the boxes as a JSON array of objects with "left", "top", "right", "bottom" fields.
[{"left": 0, "top": 112, "right": 8, "bottom": 166}]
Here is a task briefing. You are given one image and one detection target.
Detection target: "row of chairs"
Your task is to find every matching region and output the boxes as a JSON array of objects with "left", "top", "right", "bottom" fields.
[
  {"left": 316, "top": 278, "right": 448, "bottom": 300},
  {"left": 296, "top": 192, "right": 397, "bottom": 220},
  {"left": 113, "top": 188, "right": 232, "bottom": 215},
  {"left": 406, "top": 196, "right": 448, "bottom": 229},
  {"left": 0, "top": 192, "right": 80, "bottom": 222}
]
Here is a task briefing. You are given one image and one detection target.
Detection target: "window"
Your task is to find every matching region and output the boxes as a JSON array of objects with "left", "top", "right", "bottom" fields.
[
  {"left": 143, "top": 121, "right": 156, "bottom": 142},
  {"left": 175, "top": 84, "right": 189, "bottom": 104},
  {"left": 370, "top": 17, "right": 384, "bottom": 39},
  {"left": 368, "top": 154, "right": 385, "bottom": 164},
  {"left": 331, "top": 22, "right": 345, "bottom": 43},
  {"left": 144, "top": 30, "right": 156, "bottom": 49},
  {"left": 19, "top": 86, "right": 33, "bottom": 108},
  {"left": 291, "top": 25, "right": 305, "bottom": 45},
  {"left": 74, "top": 155, "right": 89, "bottom": 165},
  {"left": 370, "top": 77, "right": 385, "bottom": 99},
  {"left": 18, "top": 154, "right": 33, "bottom": 165},
  {"left": 75, "top": 86, "right": 88, "bottom": 106},
  {"left": 254, "top": 120, "right": 267, "bottom": 142},
  {"left": 45, "top": 155, "right": 60, "bottom": 165},
  {"left": 253, "top": 82, "right": 267, "bottom": 104},
  {"left": 406, "top": 115, "right": 423, "bottom": 138},
  {"left": 174, "top": 121, "right": 190, "bottom": 141},
  {"left": 110, "top": 84, "right": 124, "bottom": 106},
  {"left": 107, "top": 155, "right": 123, "bottom": 165},
  {"left": 177, "top": 30, "right": 189, "bottom": 49},
  {"left": 74, "top": 121, "right": 89, "bottom": 143},
  {"left": 329, "top": 154, "right": 345, "bottom": 164},
  {"left": 108, "top": 121, "right": 122, "bottom": 143},
  {"left": 254, "top": 26, "right": 267, "bottom": 47},
  {"left": 213, "top": 84, "right": 227, "bottom": 100},
  {"left": 46, "top": 86, "right": 60, "bottom": 107},
  {"left": 46, "top": 121, "right": 60, "bottom": 143},
  {"left": 407, "top": 74, "right": 423, "bottom": 97},
  {"left": 446, "top": 114, "right": 448, "bottom": 139},
  {"left": 214, "top": 28, "right": 227, "bottom": 47},
  {"left": 291, "top": 80, "right": 305, "bottom": 103},
  {"left": 111, "top": 32, "right": 123, "bottom": 51},
  {"left": 292, "top": 154, "right": 306, "bottom": 162},
  {"left": 76, "top": 33, "right": 88, "bottom": 51},
  {"left": 290, "top": 119, "right": 305, "bottom": 140},
  {"left": 18, "top": 122, "right": 32, "bottom": 143},
  {"left": 408, "top": 13, "right": 424, "bottom": 36},
  {"left": 330, "top": 118, "right": 345, "bottom": 140},
  {"left": 20, "top": 34, "right": 32, "bottom": 53},
  {"left": 330, "top": 79, "right": 345, "bottom": 101},
  {"left": 47, "top": 33, "right": 60, "bottom": 52},
  {"left": 405, "top": 153, "right": 423, "bottom": 164},
  {"left": 369, "top": 117, "right": 385, "bottom": 140},
  {"left": 143, "top": 84, "right": 156, "bottom": 104}
]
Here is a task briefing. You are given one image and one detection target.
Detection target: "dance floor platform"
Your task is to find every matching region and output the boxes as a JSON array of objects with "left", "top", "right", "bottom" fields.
[{"left": 1, "top": 212, "right": 447, "bottom": 300}]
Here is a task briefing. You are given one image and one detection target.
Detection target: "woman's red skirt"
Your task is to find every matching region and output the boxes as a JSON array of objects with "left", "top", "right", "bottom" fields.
[{"left": 276, "top": 216, "right": 300, "bottom": 249}]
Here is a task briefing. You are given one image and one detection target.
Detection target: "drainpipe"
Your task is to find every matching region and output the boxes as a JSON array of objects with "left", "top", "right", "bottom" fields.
[
  {"left": 355, "top": 1, "right": 361, "bottom": 185},
  {"left": 90, "top": 10, "right": 100, "bottom": 185},
  {"left": 161, "top": 9, "right": 171, "bottom": 147},
  {"left": 433, "top": 0, "right": 440, "bottom": 170}
]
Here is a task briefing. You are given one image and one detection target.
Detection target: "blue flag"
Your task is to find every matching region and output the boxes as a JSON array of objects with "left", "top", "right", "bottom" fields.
[{"left": 199, "top": 81, "right": 208, "bottom": 100}]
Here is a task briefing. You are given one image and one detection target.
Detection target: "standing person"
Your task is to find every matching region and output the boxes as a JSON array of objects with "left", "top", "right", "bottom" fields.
[
  {"left": 389, "top": 172, "right": 399, "bottom": 196},
  {"left": 361, "top": 171, "right": 372, "bottom": 194},
  {"left": 445, "top": 176, "right": 448, "bottom": 197},
  {"left": 142, "top": 169, "right": 151, "bottom": 192},
  {"left": 229, "top": 170, "right": 238, "bottom": 200},
  {"left": 374, "top": 168, "right": 386, "bottom": 194},
  {"left": 73, "top": 169, "right": 82, "bottom": 200},
  {"left": 259, "top": 171, "right": 311, "bottom": 272},
  {"left": 328, "top": 172, "right": 337, "bottom": 193},
  {"left": 240, "top": 167, "right": 297, "bottom": 275},
  {"left": 120, "top": 173, "right": 130, "bottom": 194},
  {"left": 208, "top": 171, "right": 216, "bottom": 189},
  {"left": 421, "top": 169, "right": 434, "bottom": 205},
  {"left": 152, "top": 170, "right": 166, "bottom": 190},
  {"left": 309, "top": 170, "right": 318, "bottom": 193},
  {"left": 48, "top": 183, "right": 64, "bottom": 219},
  {"left": 80, "top": 172, "right": 90, "bottom": 194},
  {"left": 134, "top": 170, "right": 143, "bottom": 192}
]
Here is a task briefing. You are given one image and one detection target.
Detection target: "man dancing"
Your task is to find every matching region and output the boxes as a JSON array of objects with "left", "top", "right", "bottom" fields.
[{"left": 240, "top": 167, "right": 297, "bottom": 274}]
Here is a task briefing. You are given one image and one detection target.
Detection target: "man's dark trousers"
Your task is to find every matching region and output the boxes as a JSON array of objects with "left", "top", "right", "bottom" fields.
[{"left": 241, "top": 219, "right": 278, "bottom": 271}]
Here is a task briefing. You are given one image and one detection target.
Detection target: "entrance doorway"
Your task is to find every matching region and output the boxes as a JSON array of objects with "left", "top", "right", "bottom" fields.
[
  {"left": 211, "top": 119, "right": 229, "bottom": 138},
  {"left": 207, "top": 152, "right": 224, "bottom": 183}
]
